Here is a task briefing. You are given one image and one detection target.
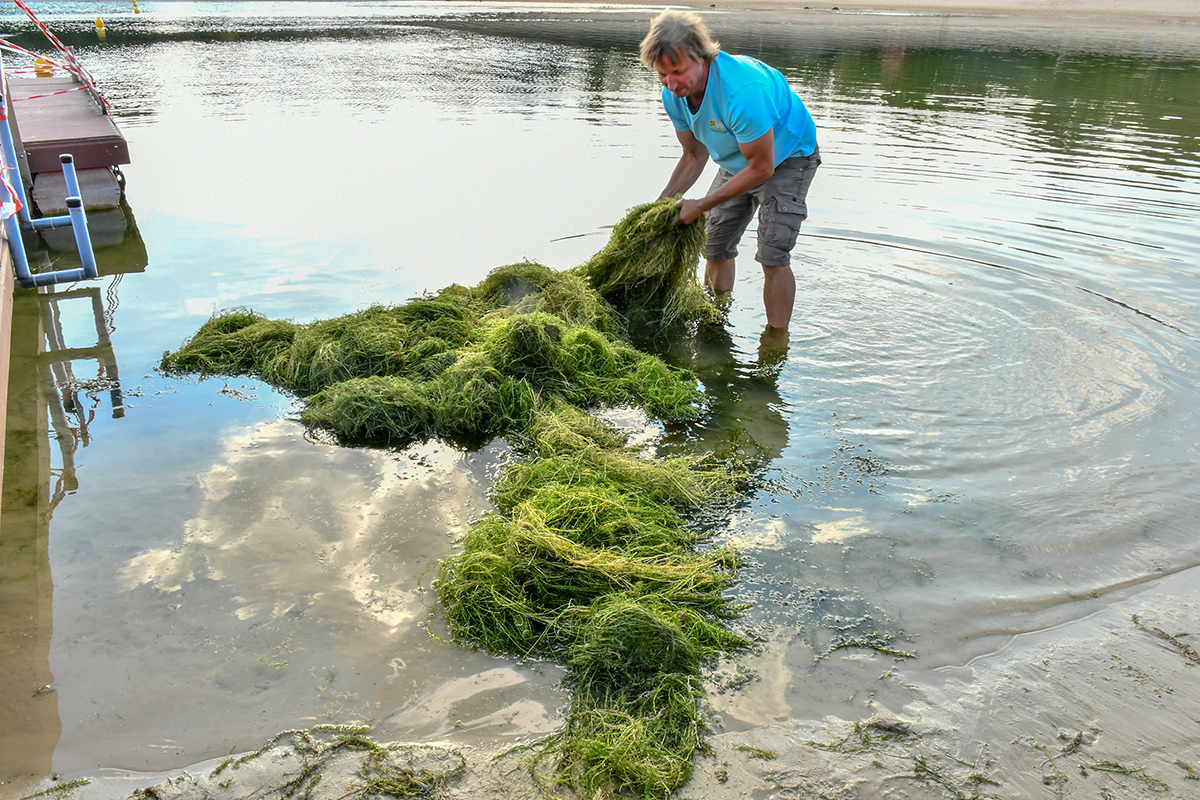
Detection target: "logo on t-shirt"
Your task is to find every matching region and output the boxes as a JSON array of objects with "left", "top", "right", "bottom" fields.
[{"left": 709, "top": 119, "right": 728, "bottom": 133}]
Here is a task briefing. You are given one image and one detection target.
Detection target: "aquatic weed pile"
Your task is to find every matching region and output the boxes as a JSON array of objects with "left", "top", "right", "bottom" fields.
[
  {"left": 161, "top": 262, "right": 702, "bottom": 444},
  {"left": 160, "top": 201, "right": 747, "bottom": 797},
  {"left": 436, "top": 404, "right": 750, "bottom": 798},
  {"left": 161, "top": 200, "right": 716, "bottom": 444}
]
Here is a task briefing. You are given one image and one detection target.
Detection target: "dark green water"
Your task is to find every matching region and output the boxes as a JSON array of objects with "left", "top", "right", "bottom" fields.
[{"left": 2, "top": 2, "right": 1199, "bottom": 795}]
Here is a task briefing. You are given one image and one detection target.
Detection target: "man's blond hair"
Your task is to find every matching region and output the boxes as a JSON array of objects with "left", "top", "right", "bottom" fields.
[{"left": 639, "top": 10, "right": 720, "bottom": 68}]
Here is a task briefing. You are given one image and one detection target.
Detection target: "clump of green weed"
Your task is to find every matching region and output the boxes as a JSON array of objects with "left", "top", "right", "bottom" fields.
[
  {"left": 436, "top": 405, "right": 750, "bottom": 798},
  {"left": 162, "top": 283, "right": 701, "bottom": 445},
  {"left": 491, "top": 406, "right": 741, "bottom": 513},
  {"left": 575, "top": 198, "right": 718, "bottom": 329},
  {"left": 470, "top": 261, "right": 621, "bottom": 334},
  {"left": 159, "top": 308, "right": 300, "bottom": 377}
]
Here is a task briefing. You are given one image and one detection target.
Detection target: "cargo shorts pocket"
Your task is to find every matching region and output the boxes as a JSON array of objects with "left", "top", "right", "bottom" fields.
[{"left": 757, "top": 197, "right": 807, "bottom": 264}]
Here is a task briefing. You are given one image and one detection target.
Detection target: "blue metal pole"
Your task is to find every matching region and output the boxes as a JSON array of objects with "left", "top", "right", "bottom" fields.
[
  {"left": 60, "top": 153, "right": 82, "bottom": 198},
  {"left": 0, "top": 56, "right": 34, "bottom": 229},
  {"left": 0, "top": 124, "right": 28, "bottom": 220},
  {"left": 2, "top": 208, "right": 34, "bottom": 285},
  {"left": 30, "top": 215, "right": 74, "bottom": 231},
  {"left": 0, "top": 52, "right": 35, "bottom": 284},
  {"left": 66, "top": 196, "right": 97, "bottom": 279}
]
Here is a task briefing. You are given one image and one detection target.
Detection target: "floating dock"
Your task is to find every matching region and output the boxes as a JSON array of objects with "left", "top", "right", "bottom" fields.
[
  {"left": 1, "top": 64, "right": 131, "bottom": 511},
  {"left": 5, "top": 72, "right": 129, "bottom": 211},
  {"left": 6, "top": 74, "right": 128, "bottom": 173}
]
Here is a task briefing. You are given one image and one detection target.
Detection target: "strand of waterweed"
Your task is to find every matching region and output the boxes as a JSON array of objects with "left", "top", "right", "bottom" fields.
[{"left": 19, "top": 779, "right": 91, "bottom": 800}]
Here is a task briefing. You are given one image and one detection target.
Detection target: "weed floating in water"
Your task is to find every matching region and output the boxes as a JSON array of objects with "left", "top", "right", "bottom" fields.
[{"left": 162, "top": 270, "right": 703, "bottom": 445}]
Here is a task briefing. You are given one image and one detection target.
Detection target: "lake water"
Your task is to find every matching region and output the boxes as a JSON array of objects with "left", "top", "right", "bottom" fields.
[{"left": 2, "top": 1, "right": 1199, "bottom": 795}]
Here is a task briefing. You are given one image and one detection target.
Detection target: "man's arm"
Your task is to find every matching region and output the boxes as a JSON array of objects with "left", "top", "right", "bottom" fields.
[
  {"left": 676, "top": 130, "right": 774, "bottom": 225},
  {"left": 658, "top": 129, "right": 710, "bottom": 201}
]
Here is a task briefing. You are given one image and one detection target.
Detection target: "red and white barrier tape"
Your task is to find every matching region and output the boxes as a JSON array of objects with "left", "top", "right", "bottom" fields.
[
  {"left": 12, "top": 84, "right": 91, "bottom": 101},
  {"left": 13, "top": 0, "right": 70, "bottom": 55},
  {"left": 0, "top": 38, "right": 61, "bottom": 63},
  {"left": 5, "top": 2, "right": 113, "bottom": 113},
  {"left": 1, "top": 167, "right": 24, "bottom": 221}
]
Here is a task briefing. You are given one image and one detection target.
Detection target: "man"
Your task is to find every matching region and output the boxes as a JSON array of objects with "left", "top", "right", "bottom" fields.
[{"left": 641, "top": 10, "right": 820, "bottom": 329}]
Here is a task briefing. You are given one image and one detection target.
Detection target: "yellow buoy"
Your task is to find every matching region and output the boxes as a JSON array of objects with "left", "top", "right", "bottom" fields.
[
  {"left": 132, "top": 0, "right": 140, "bottom": 13},
  {"left": 95, "top": 18, "right": 106, "bottom": 39}
]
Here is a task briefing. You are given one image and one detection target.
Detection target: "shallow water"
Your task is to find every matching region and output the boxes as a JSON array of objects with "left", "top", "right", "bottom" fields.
[{"left": 2, "top": 1, "right": 1199, "bottom": 791}]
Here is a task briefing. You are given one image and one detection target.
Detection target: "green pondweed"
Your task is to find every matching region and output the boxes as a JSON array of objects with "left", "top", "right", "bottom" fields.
[{"left": 161, "top": 202, "right": 753, "bottom": 799}]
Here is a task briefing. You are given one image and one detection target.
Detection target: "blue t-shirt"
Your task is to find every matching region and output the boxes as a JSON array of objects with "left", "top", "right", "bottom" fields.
[{"left": 663, "top": 51, "right": 817, "bottom": 173}]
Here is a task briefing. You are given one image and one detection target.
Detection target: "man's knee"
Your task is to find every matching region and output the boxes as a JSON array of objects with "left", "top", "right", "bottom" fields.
[
  {"left": 706, "top": 259, "right": 736, "bottom": 292},
  {"left": 762, "top": 263, "right": 795, "bottom": 284}
]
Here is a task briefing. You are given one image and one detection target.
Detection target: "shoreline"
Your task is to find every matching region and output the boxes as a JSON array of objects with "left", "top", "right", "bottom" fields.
[
  {"left": 714, "top": 0, "right": 1194, "bottom": 21},
  {"left": 738, "top": 0, "right": 1187, "bottom": 21},
  {"left": 31, "top": 565, "right": 1200, "bottom": 800},
  {"left": 535, "top": 0, "right": 1200, "bottom": 22}
]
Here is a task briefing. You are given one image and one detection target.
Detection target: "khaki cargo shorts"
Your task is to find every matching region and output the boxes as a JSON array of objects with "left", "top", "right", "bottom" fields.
[{"left": 704, "top": 147, "right": 821, "bottom": 267}]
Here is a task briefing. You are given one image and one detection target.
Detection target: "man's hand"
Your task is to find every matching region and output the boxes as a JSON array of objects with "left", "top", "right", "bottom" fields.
[{"left": 676, "top": 197, "right": 706, "bottom": 225}]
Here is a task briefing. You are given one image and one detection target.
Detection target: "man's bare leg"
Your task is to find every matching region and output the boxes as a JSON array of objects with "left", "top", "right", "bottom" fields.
[
  {"left": 763, "top": 264, "right": 795, "bottom": 329},
  {"left": 705, "top": 258, "right": 735, "bottom": 293}
]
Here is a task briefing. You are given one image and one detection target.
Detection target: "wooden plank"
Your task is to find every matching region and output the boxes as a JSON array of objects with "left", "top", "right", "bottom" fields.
[{"left": 7, "top": 76, "right": 129, "bottom": 174}]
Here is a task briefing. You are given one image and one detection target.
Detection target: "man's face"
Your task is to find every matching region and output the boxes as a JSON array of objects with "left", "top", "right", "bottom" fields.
[{"left": 654, "top": 50, "right": 707, "bottom": 100}]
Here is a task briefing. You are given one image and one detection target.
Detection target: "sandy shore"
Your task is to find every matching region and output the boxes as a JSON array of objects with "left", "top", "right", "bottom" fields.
[
  {"left": 673, "top": 0, "right": 1198, "bottom": 21},
  {"left": 474, "top": 0, "right": 1200, "bottom": 22},
  {"left": 42, "top": 566, "right": 1200, "bottom": 800}
]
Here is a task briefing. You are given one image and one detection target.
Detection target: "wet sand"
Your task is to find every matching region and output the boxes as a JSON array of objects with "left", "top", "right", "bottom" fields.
[
  {"left": 472, "top": 0, "right": 1200, "bottom": 21},
  {"left": 53, "top": 566, "right": 1200, "bottom": 799},
  {"left": 14, "top": 2, "right": 1200, "bottom": 799}
]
